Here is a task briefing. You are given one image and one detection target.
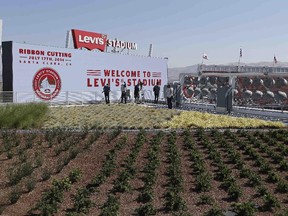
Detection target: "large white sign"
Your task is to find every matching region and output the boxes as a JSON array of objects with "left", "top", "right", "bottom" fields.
[{"left": 10, "top": 42, "right": 167, "bottom": 101}]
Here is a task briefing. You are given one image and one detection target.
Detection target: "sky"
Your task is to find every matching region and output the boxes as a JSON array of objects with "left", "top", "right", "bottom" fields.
[{"left": 1, "top": 0, "right": 288, "bottom": 68}]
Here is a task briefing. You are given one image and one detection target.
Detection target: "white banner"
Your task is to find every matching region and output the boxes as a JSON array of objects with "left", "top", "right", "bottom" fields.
[{"left": 11, "top": 42, "right": 168, "bottom": 101}]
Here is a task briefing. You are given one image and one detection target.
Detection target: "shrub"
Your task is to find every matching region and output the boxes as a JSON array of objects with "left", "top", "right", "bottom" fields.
[
  {"left": 198, "top": 194, "right": 214, "bottom": 205},
  {"left": 195, "top": 172, "right": 212, "bottom": 192},
  {"left": 25, "top": 139, "right": 33, "bottom": 149},
  {"left": 267, "top": 171, "right": 279, "bottom": 183},
  {"left": 279, "top": 160, "right": 288, "bottom": 171},
  {"left": 26, "top": 177, "right": 36, "bottom": 192},
  {"left": 8, "top": 162, "right": 34, "bottom": 185},
  {"left": 100, "top": 195, "right": 119, "bottom": 216},
  {"left": 113, "top": 171, "right": 132, "bottom": 193},
  {"left": 164, "top": 191, "right": 187, "bottom": 212},
  {"left": 228, "top": 184, "right": 242, "bottom": 200},
  {"left": 68, "top": 147, "right": 79, "bottom": 160},
  {"left": 193, "top": 161, "right": 205, "bottom": 174},
  {"left": 90, "top": 174, "right": 106, "bottom": 188},
  {"left": 204, "top": 205, "right": 224, "bottom": 216},
  {"left": 276, "top": 180, "right": 288, "bottom": 193},
  {"left": 220, "top": 176, "right": 236, "bottom": 190},
  {"left": 31, "top": 175, "right": 74, "bottom": 215},
  {"left": 54, "top": 146, "right": 63, "bottom": 156},
  {"left": 257, "top": 185, "right": 268, "bottom": 196},
  {"left": 262, "top": 193, "right": 280, "bottom": 211},
  {"left": 71, "top": 188, "right": 92, "bottom": 214},
  {"left": 41, "top": 167, "right": 52, "bottom": 181},
  {"left": 19, "top": 151, "right": 28, "bottom": 163},
  {"left": 214, "top": 165, "right": 231, "bottom": 181},
  {"left": 239, "top": 167, "right": 252, "bottom": 178},
  {"left": 7, "top": 151, "right": 13, "bottom": 159},
  {"left": 68, "top": 168, "right": 82, "bottom": 184},
  {"left": 135, "top": 203, "right": 156, "bottom": 216},
  {"left": 52, "top": 178, "right": 71, "bottom": 191},
  {"left": 232, "top": 201, "right": 256, "bottom": 216},
  {"left": 9, "top": 187, "right": 21, "bottom": 204},
  {"left": 137, "top": 189, "right": 154, "bottom": 203},
  {"left": 259, "top": 162, "right": 272, "bottom": 174},
  {"left": 35, "top": 187, "right": 62, "bottom": 215},
  {"left": 35, "top": 151, "right": 44, "bottom": 168},
  {"left": 247, "top": 173, "right": 261, "bottom": 187}
]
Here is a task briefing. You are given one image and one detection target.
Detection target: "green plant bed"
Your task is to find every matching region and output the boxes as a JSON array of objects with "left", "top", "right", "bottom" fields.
[
  {"left": 0, "top": 103, "right": 48, "bottom": 129},
  {"left": 42, "top": 104, "right": 285, "bottom": 130}
]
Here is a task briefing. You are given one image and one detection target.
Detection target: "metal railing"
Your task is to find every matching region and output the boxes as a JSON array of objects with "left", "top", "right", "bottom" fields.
[{"left": 0, "top": 90, "right": 164, "bottom": 105}]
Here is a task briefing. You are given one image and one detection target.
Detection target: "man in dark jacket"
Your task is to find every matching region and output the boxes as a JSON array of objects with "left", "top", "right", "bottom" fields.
[
  {"left": 121, "top": 82, "right": 127, "bottom": 103},
  {"left": 153, "top": 82, "right": 160, "bottom": 103},
  {"left": 103, "top": 83, "right": 110, "bottom": 104},
  {"left": 134, "top": 83, "right": 140, "bottom": 103}
]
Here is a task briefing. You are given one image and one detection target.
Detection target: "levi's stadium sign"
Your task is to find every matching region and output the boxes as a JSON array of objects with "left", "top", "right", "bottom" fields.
[
  {"left": 71, "top": 29, "right": 137, "bottom": 52},
  {"left": 72, "top": 29, "right": 107, "bottom": 52}
]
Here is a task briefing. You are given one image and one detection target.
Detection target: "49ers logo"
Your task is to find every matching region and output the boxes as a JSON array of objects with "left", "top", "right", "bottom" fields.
[{"left": 33, "top": 68, "right": 61, "bottom": 100}]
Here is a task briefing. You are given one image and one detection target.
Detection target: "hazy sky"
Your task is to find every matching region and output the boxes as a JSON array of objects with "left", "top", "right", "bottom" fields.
[{"left": 1, "top": 0, "right": 288, "bottom": 68}]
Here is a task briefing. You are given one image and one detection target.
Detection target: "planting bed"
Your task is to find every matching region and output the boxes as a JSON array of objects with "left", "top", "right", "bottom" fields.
[{"left": 0, "top": 128, "right": 287, "bottom": 216}]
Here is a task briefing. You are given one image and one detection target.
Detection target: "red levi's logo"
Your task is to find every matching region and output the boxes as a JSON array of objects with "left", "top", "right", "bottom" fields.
[{"left": 72, "top": 29, "right": 107, "bottom": 51}]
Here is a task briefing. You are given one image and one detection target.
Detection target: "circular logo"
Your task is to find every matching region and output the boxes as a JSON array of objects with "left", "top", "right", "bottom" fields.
[{"left": 33, "top": 68, "right": 61, "bottom": 100}]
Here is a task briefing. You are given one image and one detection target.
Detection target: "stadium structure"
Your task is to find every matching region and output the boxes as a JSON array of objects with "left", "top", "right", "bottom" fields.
[{"left": 174, "top": 64, "right": 288, "bottom": 123}]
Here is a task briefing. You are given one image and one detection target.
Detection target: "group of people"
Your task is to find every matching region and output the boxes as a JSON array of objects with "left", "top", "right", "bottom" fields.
[{"left": 102, "top": 81, "right": 174, "bottom": 109}]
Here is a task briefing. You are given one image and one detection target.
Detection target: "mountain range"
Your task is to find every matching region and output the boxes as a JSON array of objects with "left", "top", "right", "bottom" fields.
[{"left": 168, "top": 61, "right": 288, "bottom": 82}]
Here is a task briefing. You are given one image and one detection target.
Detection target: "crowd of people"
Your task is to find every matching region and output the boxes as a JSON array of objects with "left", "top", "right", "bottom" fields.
[{"left": 102, "top": 81, "right": 174, "bottom": 109}]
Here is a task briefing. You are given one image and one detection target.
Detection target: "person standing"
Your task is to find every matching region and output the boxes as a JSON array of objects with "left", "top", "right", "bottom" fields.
[
  {"left": 121, "top": 82, "right": 127, "bottom": 104},
  {"left": 139, "top": 81, "right": 143, "bottom": 91},
  {"left": 102, "top": 83, "right": 110, "bottom": 104},
  {"left": 153, "top": 82, "right": 160, "bottom": 103},
  {"left": 134, "top": 83, "right": 140, "bottom": 104},
  {"left": 166, "top": 84, "right": 173, "bottom": 109}
]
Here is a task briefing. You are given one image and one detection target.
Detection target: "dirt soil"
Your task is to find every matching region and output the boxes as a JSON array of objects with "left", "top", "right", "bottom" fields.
[{"left": 0, "top": 129, "right": 287, "bottom": 216}]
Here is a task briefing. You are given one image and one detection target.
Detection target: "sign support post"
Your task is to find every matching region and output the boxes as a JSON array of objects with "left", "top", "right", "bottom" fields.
[{"left": 0, "top": 19, "right": 3, "bottom": 90}]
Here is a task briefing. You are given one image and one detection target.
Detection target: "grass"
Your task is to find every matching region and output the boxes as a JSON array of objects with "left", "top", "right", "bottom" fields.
[
  {"left": 0, "top": 102, "right": 285, "bottom": 129},
  {"left": 43, "top": 104, "right": 285, "bottom": 129},
  {"left": 42, "top": 104, "right": 179, "bottom": 129},
  {"left": 161, "top": 110, "right": 285, "bottom": 129},
  {"left": 0, "top": 103, "right": 48, "bottom": 129}
]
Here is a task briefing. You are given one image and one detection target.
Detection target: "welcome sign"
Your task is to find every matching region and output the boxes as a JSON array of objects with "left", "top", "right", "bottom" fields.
[{"left": 2, "top": 41, "right": 168, "bottom": 102}]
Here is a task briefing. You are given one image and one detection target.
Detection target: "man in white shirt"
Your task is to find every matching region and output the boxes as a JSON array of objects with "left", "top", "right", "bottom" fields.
[{"left": 166, "top": 84, "right": 173, "bottom": 109}]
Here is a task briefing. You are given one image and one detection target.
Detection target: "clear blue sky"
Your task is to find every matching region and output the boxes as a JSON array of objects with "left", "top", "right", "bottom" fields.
[{"left": 1, "top": 0, "right": 288, "bottom": 68}]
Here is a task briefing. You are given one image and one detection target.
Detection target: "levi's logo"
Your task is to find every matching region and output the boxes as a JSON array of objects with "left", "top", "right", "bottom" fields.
[{"left": 72, "top": 29, "right": 107, "bottom": 52}]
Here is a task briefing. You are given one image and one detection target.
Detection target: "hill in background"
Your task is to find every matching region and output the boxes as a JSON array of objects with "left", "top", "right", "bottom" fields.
[{"left": 168, "top": 61, "right": 288, "bottom": 82}]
